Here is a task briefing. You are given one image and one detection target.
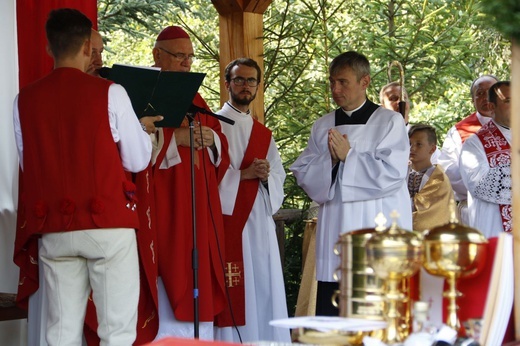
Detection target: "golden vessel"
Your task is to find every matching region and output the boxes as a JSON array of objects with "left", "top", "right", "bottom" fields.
[
  {"left": 365, "top": 212, "right": 423, "bottom": 344},
  {"left": 422, "top": 204, "right": 488, "bottom": 333},
  {"left": 334, "top": 228, "right": 385, "bottom": 320}
]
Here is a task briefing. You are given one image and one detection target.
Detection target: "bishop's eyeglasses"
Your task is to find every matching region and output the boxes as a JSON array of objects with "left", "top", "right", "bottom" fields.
[
  {"left": 231, "top": 77, "right": 259, "bottom": 87},
  {"left": 159, "top": 47, "right": 196, "bottom": 63}
]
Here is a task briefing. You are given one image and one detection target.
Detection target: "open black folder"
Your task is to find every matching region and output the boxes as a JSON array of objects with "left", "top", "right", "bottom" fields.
[{"left": 107, "top": 64, "right": 205, "bottom": 128}]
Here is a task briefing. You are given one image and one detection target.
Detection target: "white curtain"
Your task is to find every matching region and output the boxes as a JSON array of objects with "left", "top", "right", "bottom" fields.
[{"left": 0, "top": 0, "right": 27, "bottom": 344}]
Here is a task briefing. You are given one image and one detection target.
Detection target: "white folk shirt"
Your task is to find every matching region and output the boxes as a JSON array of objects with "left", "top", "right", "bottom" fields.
[
  {"left": 460, "top": 121, "right": 511, "bottom": 239},
  {"left": 216, "top": 102, "right": 290, "bottom": 343},
  {"left": 290, "top": 104, "right": 412, "bottom": 282}
]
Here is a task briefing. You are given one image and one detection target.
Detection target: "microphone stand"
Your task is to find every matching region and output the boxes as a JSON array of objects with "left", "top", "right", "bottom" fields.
[
  {"left": 185, "top": 107, "right": 234, "bottom": 339},
  {"left": 186, "top": 110, "right": 200, "bottom": 338}
]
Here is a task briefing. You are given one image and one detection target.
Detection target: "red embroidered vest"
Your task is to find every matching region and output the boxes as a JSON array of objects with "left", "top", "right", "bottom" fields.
[{"left": 18, "top": 68, "right": 139, "bottom": 234}]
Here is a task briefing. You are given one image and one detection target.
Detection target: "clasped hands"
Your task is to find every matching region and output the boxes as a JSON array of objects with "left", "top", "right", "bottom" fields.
[
  {"left": 328, "top": 128, "right": 350, "bottom": 165},
  {"left": 241, "top": 158, "right": 270, "bottom": 182},
  {"left": 175, "top": 124, "right": 215, "bottom": 150}
]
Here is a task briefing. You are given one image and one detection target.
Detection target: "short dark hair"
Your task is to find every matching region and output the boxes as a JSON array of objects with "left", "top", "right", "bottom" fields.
[
  {"left": 408, "top": 124, "right": 437, "bottom": 145},
  {"left": 329, "top": 51, "right": 370, "bottom": 81},
  {"left": 224, "top": 58, "right": 261, "bottom": 83},
  {"left": 469, "top": 74, "right": 498, "bottom": 97},
  {"left": 46, "top": 8, "right": 92, "bottom": 60},
  {"left": 488, "top": 81, "right": 511, "bottom": 105}
]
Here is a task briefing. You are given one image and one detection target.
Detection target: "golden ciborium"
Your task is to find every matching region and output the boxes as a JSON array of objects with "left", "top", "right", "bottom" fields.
[
  {"left": 422, "top": 202, "right": 488, "bottom": 333},
  {"left": 365, "top": 212, "right": 423, "bottom": 344}
]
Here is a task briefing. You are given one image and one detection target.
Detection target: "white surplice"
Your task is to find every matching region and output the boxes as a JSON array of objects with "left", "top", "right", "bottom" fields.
[
  {"left": 460, "top": 121, "right": 511, "bottom": 239},
  {"left": 214, "top": 103, "right": 290, "bottom": 343},
  {"left": 438, "top": 112, "right": 491, "bottom": 201},
  {"left": 290, "top": 105, "right": 412, "bottom": 282}
]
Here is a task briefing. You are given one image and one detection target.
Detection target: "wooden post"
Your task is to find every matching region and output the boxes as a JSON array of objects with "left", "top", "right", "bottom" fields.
[
  {"left": 511, "top": 39, "right": 520, "bottom": 341},
  {"left": 211, "top": 0, "right": 272, "bottom": 123}
]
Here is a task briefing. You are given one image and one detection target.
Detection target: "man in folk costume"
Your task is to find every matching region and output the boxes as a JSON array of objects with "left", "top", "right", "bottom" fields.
[
  {"left": 456, "top": 81, "right": 514, "bottom": 342},
  {"left": 213, "top": 58, "right": 290, "bottom": 343},
  {"left": 13, "top": 8, "right": 152, "bottom": 345},
  {"left": 437, "top": 75, "right": 498, "bottom": 224},
  {"left": 290, "top": 51, "right": 412, "bottom": 316},
  {"left": 148, "top": 25, "right": 230, "bottom": 340}
]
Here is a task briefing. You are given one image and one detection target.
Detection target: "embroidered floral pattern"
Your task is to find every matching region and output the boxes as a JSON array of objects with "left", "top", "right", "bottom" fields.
[
  {"left": 123, "top": 181, "right": 138, "bottom": 211},
  {"left": 476, "top": 121, "right": 512, "bottom": 233},
  {"left": 34, "top": 200, "right": 47, "bottom": 218},
  {"left": 60, "top": 198, "right": 76, "bottom": 215},
  {"left": 90, "top": 198, "right": 105, "bottom": 214}
]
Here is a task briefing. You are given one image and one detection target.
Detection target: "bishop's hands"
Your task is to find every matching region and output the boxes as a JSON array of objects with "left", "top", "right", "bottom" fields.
[
  {"left": 175, "top": 125, "right": 215, "bottom": 150},
  {"left": 328, "top": 128, "right": 350, "bottom": 165},
  {"left": 241, "top": 158, "right": 270, "bottom": 182}
]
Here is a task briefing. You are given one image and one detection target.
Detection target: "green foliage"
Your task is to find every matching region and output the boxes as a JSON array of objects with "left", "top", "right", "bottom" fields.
[
  {"left": 97, "top": 0, "right": 188, "bottom": 39},
  {"left": 481, "top": 0, "right": 520, "bottom": 41},
  {"left": 98, "top": 0, "right": 511, "bottom": 317}
]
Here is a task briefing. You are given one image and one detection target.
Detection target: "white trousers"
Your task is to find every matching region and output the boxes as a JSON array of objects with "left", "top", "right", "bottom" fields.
[{"left": 39, "top": 228, "right": 139, "bottom": 346}]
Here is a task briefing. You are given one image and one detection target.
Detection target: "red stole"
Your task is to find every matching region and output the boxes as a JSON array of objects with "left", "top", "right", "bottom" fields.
[
  {"left": 476, "top": 121, "right": 512, "bottom": 232},
  {"left": 455, "top": 112, "right": 482, "bottom": 143},
  {"left": 215, "top": 120, "right": 272, "bottom": 327}
]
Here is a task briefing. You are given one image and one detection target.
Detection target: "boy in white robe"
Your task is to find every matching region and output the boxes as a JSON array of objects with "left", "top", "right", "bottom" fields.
[{"left": 290, "top": 51, "right": 412, "bottom": 316}]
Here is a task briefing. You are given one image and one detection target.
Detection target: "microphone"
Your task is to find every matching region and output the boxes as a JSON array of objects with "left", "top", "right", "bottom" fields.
[
  {"left": 97, "top": 67, "right": 112, "bottom": 79},
  {"left": 188, "top": 104, "right": 235, "bottom": 125}
]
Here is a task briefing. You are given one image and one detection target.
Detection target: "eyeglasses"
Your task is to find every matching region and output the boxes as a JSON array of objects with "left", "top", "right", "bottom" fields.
[
  {"left": 231, "top": 77, "right": 259, "bottom": 87},
  {"left": 159, "top": 47, "right": 196, "bottom": 63}
]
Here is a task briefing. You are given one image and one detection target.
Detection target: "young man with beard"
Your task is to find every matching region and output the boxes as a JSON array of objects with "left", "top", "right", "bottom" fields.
[{"left": 213, "top": 58, "right": 290, "bottom": 343}]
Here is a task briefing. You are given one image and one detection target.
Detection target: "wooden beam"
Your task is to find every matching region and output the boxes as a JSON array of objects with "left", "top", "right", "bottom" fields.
[
  {"left": 243, "top": 0, "right": 272, "bottom": 13},
  {"left": 211, "top": 0, "right": 273, "bottom": 15},
  {"left": 511, "top": 39, "right": 520, "bottom": 341},
  {"left": 214, "top": 1, "right": 271, "bottom": 123}
]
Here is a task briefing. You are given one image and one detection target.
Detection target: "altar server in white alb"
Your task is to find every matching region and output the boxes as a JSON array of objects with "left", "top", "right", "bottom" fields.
[
  {"left": 290, "top": 51, "right": 412, "bottom": 316},
  {"left": 460, "top": 81, "right": 512, "bottom": 238},
  {"left": 214, "top": 58, "right": 290, "bottom": 343}
]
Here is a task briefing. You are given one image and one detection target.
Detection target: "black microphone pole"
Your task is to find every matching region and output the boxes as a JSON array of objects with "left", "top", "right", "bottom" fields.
[
  {"left": 188, "top": 104, "right": 235, "bottom": 125},
  {"left": 186, "top": 110, "right": 199, "bottom": 338}
]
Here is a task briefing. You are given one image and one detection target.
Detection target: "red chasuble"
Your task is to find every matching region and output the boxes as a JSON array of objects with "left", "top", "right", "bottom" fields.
[
  {"left": 454, "top": 112, "right": 483, "bottom": 143},
  {"left": 153, "top": 93, "right": 230, "bottom": 322},
  {"left": 215, "top": 120, "right": 272, "bottom": 327}
]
